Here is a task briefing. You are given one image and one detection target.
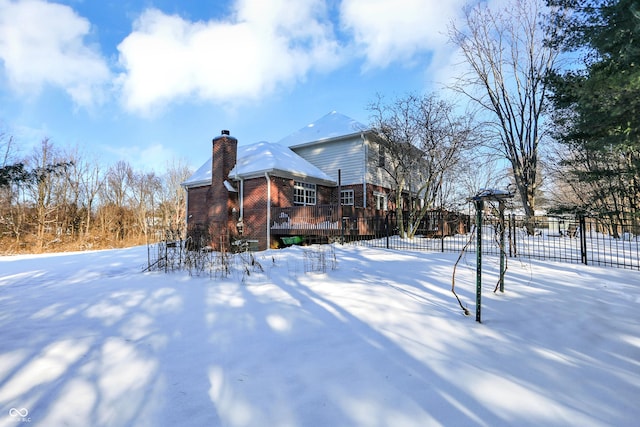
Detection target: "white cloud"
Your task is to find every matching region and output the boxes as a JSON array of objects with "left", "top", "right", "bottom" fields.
[
  {"left": 340, "top": 0, "right": 467, "bottom": 68},
  {"left": 0, "top": 0, "right": 111, "bottom": 107},
  {"left": 117, "top": 0, "right": 343, "bottom": 114}
]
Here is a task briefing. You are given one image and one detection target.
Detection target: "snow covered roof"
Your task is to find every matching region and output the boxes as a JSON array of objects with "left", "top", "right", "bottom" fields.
[
  {"left": 278, "top": 111, "right": 368, "bottom": 148},
  {"left": 182, "top": 157, "right": 213, "bottom": 188},
  {"left": 182, "top": 141, "right": 336, "bottom": 188},
  {"left": 182, "top": 112, "right": 366, "bottom": 188}
]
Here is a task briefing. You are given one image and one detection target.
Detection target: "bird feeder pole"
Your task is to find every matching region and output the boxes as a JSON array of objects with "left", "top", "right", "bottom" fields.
[
  {"left": 498, "top": 200, "right": 506, "bottom": 293},
  {"left": 475, "top": 198, "right": 483, "bottom": 323},
  {"left": 470, "top": 190, "right": 514, "bottom": 323}
]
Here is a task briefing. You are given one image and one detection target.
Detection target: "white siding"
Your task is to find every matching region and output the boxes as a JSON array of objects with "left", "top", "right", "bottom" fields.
[
  {"left": 290, "top": 134, "right": 398, "bottom": 201},
  {"left": 291, "top": 136, "right": 365, "bottom": 186},
  {"left": 365, "top": 138, "right": 396, "bottom": 189}
]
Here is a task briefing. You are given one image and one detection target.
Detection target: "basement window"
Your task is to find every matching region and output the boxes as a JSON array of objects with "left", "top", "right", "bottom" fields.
[{"left": 294, "top": 181, "right": 316, "bottom": 205}]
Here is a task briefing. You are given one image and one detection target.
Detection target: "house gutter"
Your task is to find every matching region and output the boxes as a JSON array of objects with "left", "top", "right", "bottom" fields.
[
  {"left": 239, "top": 177, "right": 245, "bottom": 236},
  {"left": 265, "top": 172, "right": 271, "bottom": 248},
  {"left": 183, "top": 184, "right": 190, "bottom": 231},
  {"left": 233, "top": 167, "right": 244, "bottom": 234},
  {"left": 239, "top": 177, "right": 244, "bottom": 219}
]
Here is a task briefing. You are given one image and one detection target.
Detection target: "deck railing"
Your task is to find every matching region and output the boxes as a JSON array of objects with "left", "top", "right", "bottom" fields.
[
  {"left": 270, "top": 206, "right": 468, "bottom": 241},
  {"left": 271, "top": 205, "right": 340, "bottom": 233}
]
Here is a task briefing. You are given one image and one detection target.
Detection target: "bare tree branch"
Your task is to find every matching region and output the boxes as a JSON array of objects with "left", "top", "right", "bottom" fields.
[{"left": 449, "top": 0, "right": 559, "bottom": 232}]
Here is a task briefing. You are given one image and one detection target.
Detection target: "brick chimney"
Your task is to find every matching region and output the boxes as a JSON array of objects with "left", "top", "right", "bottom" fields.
[
  {"left": 207, "top": 130, "right": 238, "bottom": 248},
  {"left": 212, "top": 130, "right": 238, "bottom": 185}
]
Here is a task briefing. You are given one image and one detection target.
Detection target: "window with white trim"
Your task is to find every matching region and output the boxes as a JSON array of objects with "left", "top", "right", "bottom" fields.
[
  {"left": 340, "top": 189, "right": 354, "bottom": 206},
  {"left": 374, "top": 192, "right": 387, "bottom": 211},
  {"left": 294, "top": 181, "right": 316, "bottom": 205}
]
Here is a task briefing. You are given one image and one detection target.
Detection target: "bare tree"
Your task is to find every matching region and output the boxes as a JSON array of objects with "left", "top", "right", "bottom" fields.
[
  {"left": 78, "top": 154, "right": 105, "bottom": 237},
  {"left": 0, "top": 136, "right": 189, "bottom": 251},
  {"left": 454, "top": 150, "right": 506, "bottom": 204},
  {"left": 129, "top": 170, "right": 162, "bottom": 242},
  {"left": 0, "top": 130, "right": 15, "bottom": 167},
  {"left": 62, "top": 146, "right": 105, "bottom": 240},
  {"left": 369, "top": 93, "right": 478, "bottom": 238},
  {"left": 369, "top": 93, "right": 419, "bottom": 238},
  {"left": 160, "top": 158, "right": 191, "bottom": 234},
  {"left": 0, "top": 131, "right": 24, "bottom": 245},
  {"left": 449, "top": 0, "right": 559, "bottom": 232},
  {"left": 99, "top": 160, "right": 134, "bottom": 241},
  {"left": 103, "top": 160, "right": 132, "bottom": 208},
  {"left": 25, "top": 139, "right": 71, "bottom": 250}
]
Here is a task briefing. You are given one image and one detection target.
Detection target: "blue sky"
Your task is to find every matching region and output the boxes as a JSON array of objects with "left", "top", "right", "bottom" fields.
[{"left": 0, "top": 0, "right": 486, "bottom": 171}]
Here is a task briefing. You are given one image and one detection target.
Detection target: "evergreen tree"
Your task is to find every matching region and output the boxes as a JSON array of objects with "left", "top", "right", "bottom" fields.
[
  {"left": 547, "top": 0, "right": 640, "bottom": 220},
  {"left": 0, "top": 163, "right": 30, "bottom": 187}
]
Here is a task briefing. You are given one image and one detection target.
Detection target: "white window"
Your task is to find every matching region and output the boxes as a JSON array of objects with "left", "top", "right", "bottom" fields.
[
  {"left": 340, "top": 189, "right": 354, "bottom": 206},
  {"left": 374, "top": 192, "right": 387, "bottom": 211},
  {"left": 294, "top": 181, "right": 316, "bottom": 205}
]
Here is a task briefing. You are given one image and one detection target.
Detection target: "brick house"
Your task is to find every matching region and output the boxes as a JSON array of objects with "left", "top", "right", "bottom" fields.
[{"left": 182, "top": 112, "right": 400, "bottom": 250}]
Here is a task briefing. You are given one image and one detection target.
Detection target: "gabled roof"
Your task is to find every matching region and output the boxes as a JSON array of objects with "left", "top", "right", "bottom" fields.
[
  {"left": 182, "top": 141, "right": 336, "bottom": 188},
  {"left": 278, "top": 111, "right": 368, "bottom": 148}
]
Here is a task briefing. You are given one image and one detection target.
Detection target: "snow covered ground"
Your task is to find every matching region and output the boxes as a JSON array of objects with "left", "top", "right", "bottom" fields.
[{"left": 0, "top": 244, "right": 638, "bottom": 427}]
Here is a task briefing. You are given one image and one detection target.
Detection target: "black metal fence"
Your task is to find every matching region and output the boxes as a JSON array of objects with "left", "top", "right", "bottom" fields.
[{"left": 346, "top": 214, "right": 640, "bottom": 270}]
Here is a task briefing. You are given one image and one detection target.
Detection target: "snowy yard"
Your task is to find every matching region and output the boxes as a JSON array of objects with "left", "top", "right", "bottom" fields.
[{"left": 0, "top": 244, "right": 638, "bottom": 427}]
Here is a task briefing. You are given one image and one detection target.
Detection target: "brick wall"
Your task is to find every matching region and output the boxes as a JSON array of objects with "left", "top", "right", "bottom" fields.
[
  {"left": 186, "top": 186, "right": 211, "bottom": 227},
  {"left": 186, "top": 135, "right": 385, "bottom": 250},
  {"left": 271, "top": 176, "right": 294, "bottom": 207},
  {"left": 317, "top": 185, "right": 335, "bottom": 205},
  {"left": 241, "top": 177, "right": 268, "bottom": 248},
  {"left": 238, "top": 176, "right": 339, "bottom": 249},
  {"left": 209, "top": 131, "right": 237, "bottom": 224},
  {"left": 186, "top": 131, "right": 239, "bottom": 251},
  {"left": 365, "top": 183, "right": 391, "bottom": 215}
]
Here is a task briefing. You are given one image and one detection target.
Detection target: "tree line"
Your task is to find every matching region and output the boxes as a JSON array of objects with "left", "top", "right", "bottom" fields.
[
  {"left": 546, "top": 0, "right": 639, "bottom": 226},
  {"left": 0, "top": 136, "right": 190, "bottom": 254},
  {"left": 2, "top": 0, "right": 638, "bottom": 253},
  {"left": 369, "top": 0, "right": 639, "bottom": 237}
]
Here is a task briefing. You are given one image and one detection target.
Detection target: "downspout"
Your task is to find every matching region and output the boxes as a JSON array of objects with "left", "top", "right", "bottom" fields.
[
  {"left": 361, "top": 132, "right": 367, "bottom": 208},
  {"left": 234, "top": 167, "right": 244, "bottom": 235},
  {"left": 265, "top": 172, "right": 271, "bottom": 249},
  {"left": 239, "top": 178, "right": 244, "bottom": 219},
  {"left": 182, "top": 184, "right": 190, "bottom": 238}
]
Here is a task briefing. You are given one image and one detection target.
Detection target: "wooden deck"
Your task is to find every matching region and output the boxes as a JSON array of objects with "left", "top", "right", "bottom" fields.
[
  {"left": 270, "top": 205, "right": 388, "bottom": 240},
  {"left": 270, "top": 205, "right": 468, "bottom": 241}
]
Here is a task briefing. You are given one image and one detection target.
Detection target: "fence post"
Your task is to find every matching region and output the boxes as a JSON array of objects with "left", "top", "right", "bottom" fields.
[
  {"left": 510, "top": 214, "right": 517, "bottom": 257},
  {"left": 579, "top": 215, "right": 588, "bottom": 265},
  {"left": 385, "top": 214, "right": 390, "bottom": 249},
  {"left": 499, "top": 202, "right": 506, "bottom": 292},
  {"left": 440, "top": 212, "right": 445, "bottom": 252}
]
